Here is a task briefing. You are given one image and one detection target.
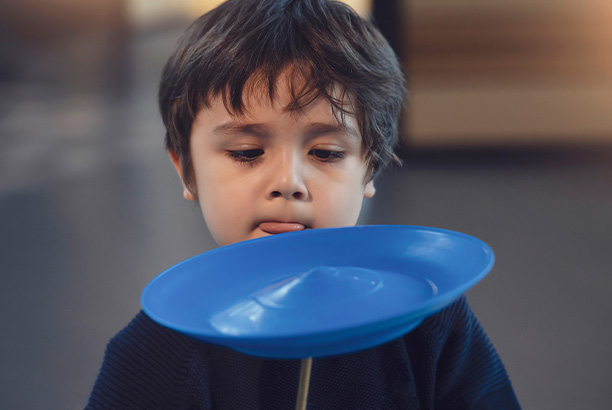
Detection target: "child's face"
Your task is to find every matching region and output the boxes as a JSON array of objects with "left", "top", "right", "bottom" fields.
[{"left": 171, "top": 81, "right": 375, "bottom": 247}]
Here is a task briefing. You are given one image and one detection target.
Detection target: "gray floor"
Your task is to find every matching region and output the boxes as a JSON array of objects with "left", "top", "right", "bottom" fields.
[{"left": 2, "top": 27, "right": 612, "bottom": 410}]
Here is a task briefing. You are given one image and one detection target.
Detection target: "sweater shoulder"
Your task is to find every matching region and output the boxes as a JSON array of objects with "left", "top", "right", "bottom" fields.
[
  {"left": 405, "top": 296, "right": 521, "bottom": 409},
  {"left": 86, "top": 311, "right": 201, "bottom": 409}
]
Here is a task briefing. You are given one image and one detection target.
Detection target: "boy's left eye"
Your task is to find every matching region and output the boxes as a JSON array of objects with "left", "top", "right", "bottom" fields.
[
  {"left": 309, "top": 149, "right": 345, "bottom": 161},
  {"left": 227, "top": 149, "right": 264, "bottom": 162}
]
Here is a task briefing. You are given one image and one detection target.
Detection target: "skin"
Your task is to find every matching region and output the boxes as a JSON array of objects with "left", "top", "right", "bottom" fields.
[{"left": 170, "top": 78, "right": 375, "bottom": 247}]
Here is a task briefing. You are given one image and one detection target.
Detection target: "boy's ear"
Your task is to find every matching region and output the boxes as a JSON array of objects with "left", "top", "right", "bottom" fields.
[
  {"left": 364, "top": 180, "right": 376, "bottom": 198},
  {"left": 168, "top": 151, "right": 197, "bottom": 202}
]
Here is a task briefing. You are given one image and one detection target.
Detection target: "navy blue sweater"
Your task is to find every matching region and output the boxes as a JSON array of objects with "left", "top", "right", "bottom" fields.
[{"left": 86, "top": 296, "right": 520, "bottom": 409}]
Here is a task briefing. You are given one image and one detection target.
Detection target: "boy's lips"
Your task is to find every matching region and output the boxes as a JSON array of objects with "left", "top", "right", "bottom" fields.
[{"left": 259, "top": 222, "right": 306, "bottom": 234}]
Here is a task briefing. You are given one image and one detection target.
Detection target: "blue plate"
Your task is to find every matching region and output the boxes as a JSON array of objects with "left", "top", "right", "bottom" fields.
[{"left": 141, "top": 225, "right": 494, "bottom": 359}]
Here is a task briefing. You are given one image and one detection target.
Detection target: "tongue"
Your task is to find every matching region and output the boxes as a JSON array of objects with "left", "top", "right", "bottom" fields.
[{"left": 259, "top": 222, "right": 306, "bottom": 234}]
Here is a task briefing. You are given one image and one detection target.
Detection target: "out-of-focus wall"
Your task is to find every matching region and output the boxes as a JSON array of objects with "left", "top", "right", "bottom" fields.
[
  {"left": 403, "top": 0, "right": 612, "bottom": 147},
  {"left": 127, "top": 0, "right": 372, "bottom": 28},
  {"left": 0, "top": 0, "right": 128, "bottom": 93}
]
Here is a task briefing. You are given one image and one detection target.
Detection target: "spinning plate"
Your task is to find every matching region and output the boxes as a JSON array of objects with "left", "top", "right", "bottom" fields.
[{"left": 141, "top": 225, "right": 494, "bottom": 359}]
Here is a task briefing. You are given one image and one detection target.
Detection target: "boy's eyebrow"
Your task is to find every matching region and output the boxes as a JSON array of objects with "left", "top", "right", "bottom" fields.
[
  {"left": 212, "top": 121, "right": 269, "bottom": 137},
  {"left": 304, "top": 122, "right": 360, "bottom": 140}
]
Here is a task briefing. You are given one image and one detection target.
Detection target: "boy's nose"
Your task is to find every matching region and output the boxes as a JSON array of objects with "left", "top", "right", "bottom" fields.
[{"left": 266, "top": 155, "right": 308, "bottom": 201}]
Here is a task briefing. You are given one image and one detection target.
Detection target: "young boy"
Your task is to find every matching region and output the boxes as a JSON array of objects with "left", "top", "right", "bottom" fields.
[{"left": 87, "top": 0, "right": 520, "bottom": 408}]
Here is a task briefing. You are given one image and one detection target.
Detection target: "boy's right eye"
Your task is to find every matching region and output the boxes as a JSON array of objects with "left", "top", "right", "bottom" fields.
[{"left": 227, "top": 149, "right": 264, "bottom": 162}]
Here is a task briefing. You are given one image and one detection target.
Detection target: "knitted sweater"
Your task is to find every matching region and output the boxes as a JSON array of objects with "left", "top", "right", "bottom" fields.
[{"left": 86, "top": 296, "right": 520, "bottom": 409}]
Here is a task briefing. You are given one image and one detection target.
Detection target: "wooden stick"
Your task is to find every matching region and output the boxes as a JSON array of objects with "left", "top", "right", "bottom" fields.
[{"left": 295, "top": 357, "right": 313, "bottom": 410}]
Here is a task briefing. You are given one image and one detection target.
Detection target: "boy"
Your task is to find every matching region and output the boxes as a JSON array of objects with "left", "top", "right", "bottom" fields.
[{"left": 87, "top": 0, "right": 520, "bottom": 408}]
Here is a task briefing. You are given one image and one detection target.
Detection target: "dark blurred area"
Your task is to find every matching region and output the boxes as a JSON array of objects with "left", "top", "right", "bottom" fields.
[
  {"left": 0, "top": 0, "right": 128, "bottom": 94},
  {"left": 1, "top": 1, "right": 611, "bottom": 409}
]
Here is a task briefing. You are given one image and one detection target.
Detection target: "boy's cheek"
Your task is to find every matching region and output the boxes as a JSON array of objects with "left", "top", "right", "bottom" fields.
[{"left": 200, "top": 192, "right": 251, "bottom": 229}]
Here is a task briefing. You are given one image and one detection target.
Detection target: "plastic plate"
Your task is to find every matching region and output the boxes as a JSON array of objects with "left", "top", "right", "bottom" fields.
[{"left": 141, "top": 225, "right": 494, "bottom": 358}]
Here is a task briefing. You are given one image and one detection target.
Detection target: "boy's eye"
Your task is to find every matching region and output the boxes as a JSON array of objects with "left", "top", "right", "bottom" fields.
[
  {"left": 309, "top": 149, "right": 345, "bottom": 162},
  {"left": 227, "top": 149, "right": 264, "bottom": 162}
]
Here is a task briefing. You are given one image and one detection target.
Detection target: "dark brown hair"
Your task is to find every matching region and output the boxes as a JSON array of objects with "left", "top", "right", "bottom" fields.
[{"left": 159, "top": 0, "right": 406, "bottom": 193}]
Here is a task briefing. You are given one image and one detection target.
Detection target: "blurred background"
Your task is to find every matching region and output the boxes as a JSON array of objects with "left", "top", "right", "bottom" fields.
[{"left": 1, "top": 0, "right": 611, "bottom": 409}]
